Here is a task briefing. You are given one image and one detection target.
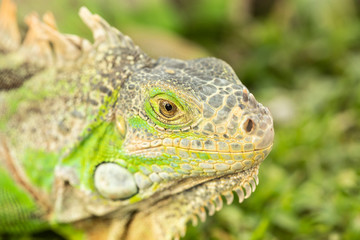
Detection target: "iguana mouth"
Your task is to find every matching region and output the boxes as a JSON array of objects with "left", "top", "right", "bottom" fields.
[
  {"left": 128, "top": 143, "right": 272, "bottom": 176},
  {"left": 129, "top": 145, "right": 272, "bottom": 154}
]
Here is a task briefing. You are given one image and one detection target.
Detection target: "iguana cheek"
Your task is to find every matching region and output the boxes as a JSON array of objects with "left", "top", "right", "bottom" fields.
[{"left": 94, "top": 163, "right": 138, "bottom": 200}]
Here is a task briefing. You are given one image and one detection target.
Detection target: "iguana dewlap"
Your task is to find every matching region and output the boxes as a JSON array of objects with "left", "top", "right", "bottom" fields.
[{"left": 0, "top": 0, "right": 274, "bottom": 239}]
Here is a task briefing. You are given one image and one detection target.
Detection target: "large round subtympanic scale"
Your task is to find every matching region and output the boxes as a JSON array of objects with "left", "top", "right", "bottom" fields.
[{"left": 94, "top": 163, "right": 138, "bottom": 200}]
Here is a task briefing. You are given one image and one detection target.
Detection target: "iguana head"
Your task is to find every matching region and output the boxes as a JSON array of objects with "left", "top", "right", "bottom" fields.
[
  {"left": 47, "top": 7, "right": 274, "bottom": 238},
  {"left": 90, "top": 54, "right": 274, "bottom": 198}
]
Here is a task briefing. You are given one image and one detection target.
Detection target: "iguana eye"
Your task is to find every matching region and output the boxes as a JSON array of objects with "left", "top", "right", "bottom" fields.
[
  {"left": 148, "top": 94, "right": 185, "bottom": 122},
  {"left": 145, "top": 92, "right": 194, "bottom": 129},
  {"left": 159, "top": 100, "right": 177, "bottom": 118}
]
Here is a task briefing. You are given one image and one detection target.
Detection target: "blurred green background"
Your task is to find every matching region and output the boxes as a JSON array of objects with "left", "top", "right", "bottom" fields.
[{"left": 16, "top": 0, "right": 360, "bottom": 239}]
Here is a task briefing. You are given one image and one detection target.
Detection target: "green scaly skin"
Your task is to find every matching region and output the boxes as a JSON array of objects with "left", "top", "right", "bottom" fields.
[{"left": 0, "top": 1, "right": 274, "bottom": 239}]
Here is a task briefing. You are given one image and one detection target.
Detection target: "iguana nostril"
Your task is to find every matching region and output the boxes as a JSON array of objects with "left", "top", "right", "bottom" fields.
[{"left": 244, "top": 119, "right": 255, "bottom": 134}]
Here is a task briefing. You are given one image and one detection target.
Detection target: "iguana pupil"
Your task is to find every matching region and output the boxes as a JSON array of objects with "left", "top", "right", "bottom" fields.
[
  {"left": 165, "top": 103, "right": 172, "bottom": 111},
  {"left": 159, "top": 100, "right": 177, "bottom": 118}
]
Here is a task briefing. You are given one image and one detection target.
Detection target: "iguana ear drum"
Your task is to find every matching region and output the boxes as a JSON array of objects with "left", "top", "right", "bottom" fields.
[{"left": 94, "top": 163, "right": 138, "bottom": 200}]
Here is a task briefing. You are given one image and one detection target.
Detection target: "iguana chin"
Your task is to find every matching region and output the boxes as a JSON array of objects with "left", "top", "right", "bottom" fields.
[{"left": 0, "top": 0, "right": 274, "bottom": 239}]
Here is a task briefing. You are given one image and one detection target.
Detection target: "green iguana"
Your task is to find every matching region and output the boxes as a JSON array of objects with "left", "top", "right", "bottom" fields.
[{"left": 0, "top": 0, "right": 274, "bottom": 239}]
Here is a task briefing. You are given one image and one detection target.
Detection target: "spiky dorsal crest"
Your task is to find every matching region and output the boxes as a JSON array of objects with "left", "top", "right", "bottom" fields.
[
  {"left": 74, "top": 7, "right": 151, "bottom": 70},
  {"left": 0, "top": 0, "right": 20, "bottom": 52},
  {"left": 79, "top": 7, "right": 139, "bottom": 51},
  {"left": 0, "top": 0, "right": 149, "bottom": 69}
]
